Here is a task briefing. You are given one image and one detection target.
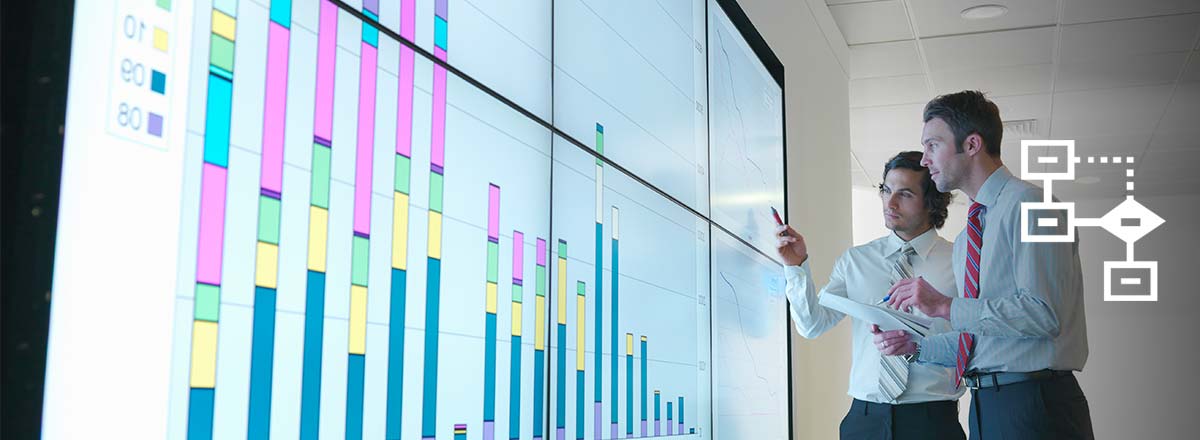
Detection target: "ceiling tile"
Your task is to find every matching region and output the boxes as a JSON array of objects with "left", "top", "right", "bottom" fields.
[
  {"left": 1157, "top": 82, "right": 1200, "bottom": 132},
  {"left": 1050, "top": 85, "right": 1175, "bottom": 138},
  {"left": 850, "top": 40, "right": 924, "bottom": 78},
  {"left": 1061, "top": 0, "right": 1200, "bottom": 24},
  {"left": 1148, "top": 128, "right": 1200, "bottom": 151},
  {"left": 1058, "top": 14, "right": 1200, "bottom": 63},
  {"left": 1071, "top": 132, "right": 1155, "bottom": 157},
  {"left": 850, "top": 74, "right": 932, "bottom": 107},
  {"left": 830, "top": 0, "right": 914, "bottom": 45},
  {"left": 921, "top": 26, "right": 1055, "bottom": 71},
  {"left": 1138, "top": 148, "right": 1200, "bottom": 174},
  {"left": 1055, "top": 51, "right": 1189, "bottom": 91},
  {"left": 992, "top": 93, "right": 1053, "bottom": 141},
  {"left": 931, "top": 63, "right": 1053, "bottom": 96},
  {"left": 849, "top": 103, "right": 927, "bottom": 151},
  {"left": 908, "top": 0, "right": 1057, "bottom": 38}
]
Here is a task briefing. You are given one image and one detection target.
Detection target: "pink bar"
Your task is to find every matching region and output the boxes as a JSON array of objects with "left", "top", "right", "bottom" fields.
[
  {"left": 395, "top": 47, "right": 414, "bottom": 157},
  {"left": 260, "top": 22, "right": 290, "bottom": 193},
  {"left": 196, "top": 163, "right": 228, "bottom": 285},
  {"left": 354, "top": 43, "right": 378, "bottom": 235},
  {"left": 487, "top": 184, "right": 500, "bottom": 239},
  {"left": 536, "top": 238, "right": 547, "bottom": 266},
  {"left": 430, "top": 61, "right": 446, "bottom": 168},
  {"left": 401, "top": 0, "right": 415, "bottom": 40},
  {"left": 512, "top": 231, "right": 524, "bottom": 280},
  {"left": 313, "top": 0, "right": 338, "bottom": 141}
]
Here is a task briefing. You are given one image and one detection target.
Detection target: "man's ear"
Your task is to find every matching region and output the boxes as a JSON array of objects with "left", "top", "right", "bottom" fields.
[{"left": 962, "top": 133, "right": 984, "bottom": 157}]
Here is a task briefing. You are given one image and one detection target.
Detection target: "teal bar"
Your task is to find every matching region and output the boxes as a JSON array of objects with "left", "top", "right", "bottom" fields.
[
  {"left": 269, "top": 0, "right": 291, "bottom": 28},
  {"left": 434, "top": 17, "right": 448, "bottom": 50}
]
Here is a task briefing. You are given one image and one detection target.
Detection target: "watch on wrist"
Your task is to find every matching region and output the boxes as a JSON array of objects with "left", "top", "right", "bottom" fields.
[{"left": 904, "top": 342, "right": 921, "bottom": 363}]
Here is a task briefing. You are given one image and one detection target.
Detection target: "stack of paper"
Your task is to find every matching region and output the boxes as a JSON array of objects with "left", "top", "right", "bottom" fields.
[{"left": 817, "top": 294, "right": 935, "bottom": 338}]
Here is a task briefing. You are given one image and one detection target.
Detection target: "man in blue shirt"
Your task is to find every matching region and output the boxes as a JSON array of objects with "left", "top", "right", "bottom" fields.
[{"left": 876, "top": 90, "right": 1094, "bottom": 439}]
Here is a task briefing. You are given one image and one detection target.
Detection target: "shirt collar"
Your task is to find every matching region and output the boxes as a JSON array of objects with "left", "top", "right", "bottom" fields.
[
  {"left": 886, "top": 226, "right": 939, "bottom": 260},
  {"left": 971, "top": 165, "right": 1012, "bottom": 208}
]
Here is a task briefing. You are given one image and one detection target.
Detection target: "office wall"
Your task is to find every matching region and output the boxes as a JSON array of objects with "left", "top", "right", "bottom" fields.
[{"left": 737, "top": 1, "right": 853, "bottom": 438}]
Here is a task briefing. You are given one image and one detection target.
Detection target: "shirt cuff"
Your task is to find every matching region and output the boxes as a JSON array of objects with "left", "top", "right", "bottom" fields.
[
  {"left": 917, "top": 332, "right": 957, "bottom": 367},
  {"left": 950, "top": 297, "right": 984, "bottom": 331}
]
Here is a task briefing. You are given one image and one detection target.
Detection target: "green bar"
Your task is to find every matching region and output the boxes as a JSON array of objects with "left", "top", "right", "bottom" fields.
[
  {"left": 577, "top": 281, "right": 586, "bottom": 296},
  {"left": 535, "top": 266, "right": 546, "bottom": 297},
  {"left": 596, "top": 129, "right": 604, "bottom": 164},
  {"left": 429, "top": 173, "right": 444, "bottom": 213},
  {"left": 394, "top": 155, "right": 411, "bottom": 193},
  {"left": 210, "top": 34, "right": 235, "bottom": 74},
  {"left": 311, "top": 144, "right": 331, "bottom": 208},
  {"left": 486, "top": 242, "right": 499, "bottom": 283},
  {"left": 195, "top": 284, "right": 221, "bottom": 322},
  {"left": 352, "top": 236, "right": 370, "bottom": 286},
  {"left": 157, "top": 0, "right": 171, "bottom": 12},
  {"left": 558, "top": 241, "right": 567, "bottom": 258},
  {"left": 512, "top": 284, "right": 523, "bottom": 303},
  {"left": 257, "top": 195, "right": 282, "bottom": 244}
]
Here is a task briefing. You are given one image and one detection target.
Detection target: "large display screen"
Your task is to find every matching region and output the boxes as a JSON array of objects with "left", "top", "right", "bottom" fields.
[{"left": 42, "top": 0, "right": 786, "bottom": 438}]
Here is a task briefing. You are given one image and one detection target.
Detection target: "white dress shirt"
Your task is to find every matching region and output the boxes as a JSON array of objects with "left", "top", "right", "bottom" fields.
[
  {"left": 918, "top": 166, "right": 1089, "bottom": 373},
  {"left": 785, "top": 227, "right": 964, "bottom": 404}
]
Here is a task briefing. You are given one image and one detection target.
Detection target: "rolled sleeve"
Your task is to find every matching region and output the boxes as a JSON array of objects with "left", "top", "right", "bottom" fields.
[{"left": 916, "top": 332, "right": 957, "bottom": 367}]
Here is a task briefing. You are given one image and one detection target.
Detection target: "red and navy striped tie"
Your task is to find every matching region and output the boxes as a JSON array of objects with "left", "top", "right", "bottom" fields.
[{"left": 956, "top": 202, "right": 986, "bottom": 388}]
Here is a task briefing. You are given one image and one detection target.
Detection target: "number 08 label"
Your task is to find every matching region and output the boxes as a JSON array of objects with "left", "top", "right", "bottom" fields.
[{"left": 106, "top": 0, "right": 172, "bottom": 150}]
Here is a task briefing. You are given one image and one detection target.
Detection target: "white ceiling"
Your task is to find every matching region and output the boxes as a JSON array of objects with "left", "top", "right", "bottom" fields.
[{"left": 830, "top": 0, "right": 1200, "bottom": 200}]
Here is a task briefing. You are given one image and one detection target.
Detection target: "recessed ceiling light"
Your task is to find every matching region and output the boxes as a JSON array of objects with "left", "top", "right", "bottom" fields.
[
  {"left": 961, "top": 4, "right": 1009, "bottom": 20},
  {"left": 1077, "top": 176, "right": 1101, "bottom": 185}
]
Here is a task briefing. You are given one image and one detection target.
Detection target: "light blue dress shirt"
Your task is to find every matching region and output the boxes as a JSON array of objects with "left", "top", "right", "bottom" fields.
[
  {"left": 918, "top": 166, "right": 1089, "bottom": 373},
  {"left": 785, "top": 227, "right": 964, "bottom": 403}
]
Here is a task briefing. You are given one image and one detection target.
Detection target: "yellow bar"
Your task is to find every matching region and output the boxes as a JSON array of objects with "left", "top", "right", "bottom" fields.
[
  {"left": 511, "top": 302, "right": 523, "bottom": 336},
  {"left": 641, "top": 335, "right": 647, "bottom": 342},
  {"left": 534, "top": 296, "right": 546, "bottom": 349},
  {"left": 307, "top": 206, "right": 328, "bottom": 272},
  {"left": 427, "top": 211, "right": 443, "bottom": 259},
  {"left": 349, "top": 285, "right": 368, "bottom": 355},
  {"left": 255, "top": 242, "right": 279, "bottom": 289},
  {"left": 153, "top": 27, "right": 169, "bottom": 52},
  {"left": 392, "top": 192, "right": 409, "bottom": 270},
  {"left": 626, "top": 333, "right": 634, "bottom": 355},
  {"left": 576, "top": 294, "right": 585, "bottom": 371},
  {"left": 189, "top": 321, "right": 219, "bottom": 388},
  {"left": 486, "top": 282, "right": 498, "bottom": 314},
  {"left": 211, "top": 10, "right": 236, "bottom": 41},
  {"left": 557, "top": 258, "right": 566, "bottom": 324}
]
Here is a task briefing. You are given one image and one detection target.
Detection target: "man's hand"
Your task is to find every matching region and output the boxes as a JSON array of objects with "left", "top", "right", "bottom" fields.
[
  {"left": 885, "top": 277, "right": 952, "bottom": 320},
  {"left": 870, "top": 324, "right": 916, "bottom": 356},
  {"left": 775, "top": 225, "right": 808, "bottom": 266}
]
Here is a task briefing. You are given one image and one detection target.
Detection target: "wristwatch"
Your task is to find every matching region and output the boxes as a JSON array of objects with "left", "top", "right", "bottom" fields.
[{"left": 904, "top": 342, "right": 921, "bottom": 363}]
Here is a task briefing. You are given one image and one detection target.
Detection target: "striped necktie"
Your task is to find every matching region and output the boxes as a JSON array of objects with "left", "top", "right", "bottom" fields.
[
  {"left": 955, "top": 202, "right": 986, "bottom": 388},
  {"left": 879, "top": 243, "right": 917, "bottom": 401}
]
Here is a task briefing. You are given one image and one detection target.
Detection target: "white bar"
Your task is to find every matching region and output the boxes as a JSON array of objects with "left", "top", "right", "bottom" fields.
[
  {"left": 611, "top": 206, "right": 620, "bottom": 240},
  {"left": 595, "top": 164, "right": 603, "bottom": 223},
  {"left": 1127, "top": 182, "right": 1135, "bottom": 191},
  {"left": 1127, "top": 169, "right": 1135, "bottom": 177},
  {"left": 1120, "top": 277, "right": 1142, "bottom": 285},
  {"left": 1038, "top": 217, "right": 1059, "bottom": 227},
  {"left": 1037, "top": 156, "right": 1059, "bottom": 164}
]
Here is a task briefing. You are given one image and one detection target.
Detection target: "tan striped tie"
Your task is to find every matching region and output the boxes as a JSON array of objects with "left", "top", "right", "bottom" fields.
[{"left": 879, "top": 243, "right": 917, "bottom": 401}]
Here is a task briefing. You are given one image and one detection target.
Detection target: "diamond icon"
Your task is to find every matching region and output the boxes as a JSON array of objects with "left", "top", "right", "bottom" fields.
[{"left": 1098, "top": 197, "right": 1165, "bottom": 243}]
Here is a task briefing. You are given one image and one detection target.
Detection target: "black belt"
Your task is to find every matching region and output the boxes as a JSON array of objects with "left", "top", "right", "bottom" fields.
[{"left": 963, "top": 369, "right": 1073, "bottom": 389}]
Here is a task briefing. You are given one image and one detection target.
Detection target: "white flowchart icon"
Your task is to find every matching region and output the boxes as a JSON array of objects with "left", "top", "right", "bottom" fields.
[{"left": 1019, "top": 140, "right": 1165, "bottom": 302}]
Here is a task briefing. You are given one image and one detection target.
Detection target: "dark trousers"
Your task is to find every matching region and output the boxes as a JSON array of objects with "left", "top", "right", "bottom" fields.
[
  {"left": 840, "top": 399, "right": 966, "bottom": 440},
  {"left": 968, "top": 373, "right": 1094, "bottom": 440}
]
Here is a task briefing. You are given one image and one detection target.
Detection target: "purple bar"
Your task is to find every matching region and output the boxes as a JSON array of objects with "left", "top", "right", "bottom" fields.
[
  {"left": 354, "top": 231, "right": 370, "bottom": 239},
  {"left": 260, "top": 188, "right": 281, "bottom": 199},
  {"left": 556, "top": 428, "right": 564, "bottom": 440},
  {"left": 435, "top": 0, "right": 447, "bottom": 19},
  {"left": 678, "top": 423, "right": 683, "bottom": 435},
  {"left": 655, "top": 421, "right": 660, "bottom": 436},
  {"left": 483, "top": 421, "right": 494, "bottom": 440},
  {"left": 513, "top": 231, "right": 524, "bottom": 281},
  {"left": 147, "top": 112, "right": 163, "bottom": 137},
  {"left": 363, "top": 0, "right": 379, "bottom": 13},
  {"left": 431, "top": 164, "right": 444, "bottom": 175},
  {"left": 611, "top": 424, "right": 617, "bottom": 440},
  {"left": 594, "top": 403, "right": 602, "bottom": 440},
  {"left": 641, "top": 421, "right": 647, "bottom": 437},
  {"left": 196, "top": 163, "right": 227, "bottom": 285},
  {"left": 313, "top": 135, "right": 331, "bottom": 147},
  {"left": 260, "top": 21, "right": 290, "bottom": 194},
  {"left": 487, "top": 184, "right": 500, "bottom": 239},
  {"left": 353, "top": 42, "right": 378, "bottom": 235},
  {"left": 667, "top": 420, "right": 673, "bottom": 436},
  {"left": 537, "top": 238, "right": 547, "bottom": 266},
  {"left": 313, "top": 0, "right": 338, "bottom": 142}
]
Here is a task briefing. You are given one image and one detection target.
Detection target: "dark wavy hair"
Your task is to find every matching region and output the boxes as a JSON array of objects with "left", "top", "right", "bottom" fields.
[
  {"left": 878, "top": 151, "right": 953, "bottom": 229},
  {"left": 922, "top": 90, "right": 1003, "bottom": 157}
]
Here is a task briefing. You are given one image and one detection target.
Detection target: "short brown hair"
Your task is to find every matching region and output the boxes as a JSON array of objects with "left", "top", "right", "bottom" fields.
[{"left": 922, "top": 90, "right": 1003, "bottom": 157}]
